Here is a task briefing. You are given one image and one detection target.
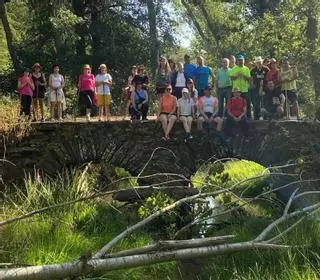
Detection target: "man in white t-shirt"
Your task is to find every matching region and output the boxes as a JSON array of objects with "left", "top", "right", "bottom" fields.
[
  {"left": 95, "top": 64, "right": 112, "bottom": 121},
  {"left": 177, "top": 88, "right": 195, "bottom": 142},
  {"left": 197, "top": 86, "right": 223, "bottom": 132}
]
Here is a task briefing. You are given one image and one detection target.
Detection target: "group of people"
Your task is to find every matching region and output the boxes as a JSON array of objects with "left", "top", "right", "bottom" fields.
[
  {"left": 17, "top": 63, "right": 112, "bottom": 122},
  {"left": 17, "top": 53, "right": 299, "bottom": 142},
  {"left": 125, "top": 54, "right": 298, "bottom": 141}
]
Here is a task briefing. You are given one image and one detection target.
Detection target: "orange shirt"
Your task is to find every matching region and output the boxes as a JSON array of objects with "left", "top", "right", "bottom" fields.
[{"left": 161, "top": 94, "right": 176, "bottom": 113}]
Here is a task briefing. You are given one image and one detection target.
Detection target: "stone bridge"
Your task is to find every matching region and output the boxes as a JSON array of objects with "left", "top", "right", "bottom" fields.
[{"left": 1, "top": 120, "right": 320, "bottom": 189}]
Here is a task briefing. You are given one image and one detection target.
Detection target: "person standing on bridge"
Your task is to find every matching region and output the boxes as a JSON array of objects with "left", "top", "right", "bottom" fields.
[
  {"left": 95, "top": 64, "right": 112, "bottom": 121},
  {"left": 49, "top": 64, "right": 65, "bottom": 122},
  {"left": 230, "top": 54, "right": 251, "bottom": 118},
  {"left": 18, "top": 68, "right": 34, "bottom": 122},
  {"left": 184, "top": 54, "right": 196, "bottom": 80},
  {"left": 157, "top": 83, "right": 177, "bottom": 141},
  {"left": 79, "top": 64, "right": 95, "bottom": 122},
  {"left": 193, "top": 56, "right": 215, "bottom": 97},
  {"left": 155, "top": 57, "right": 171, "bottom": 96},
  {"left": 31, "top": 63, "right": 46, "bottom": 122}
]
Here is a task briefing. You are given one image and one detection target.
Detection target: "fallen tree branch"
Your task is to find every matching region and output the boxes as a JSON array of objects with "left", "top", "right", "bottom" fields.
[
  {"left": 0, "top": 242, "right": 290, "bottom": 280},
  {"left": 105, "top": 235, "right": 236, "bottom": 258}
]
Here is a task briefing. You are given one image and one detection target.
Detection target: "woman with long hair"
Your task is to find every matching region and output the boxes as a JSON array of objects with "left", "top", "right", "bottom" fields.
[
  {"left": 78, "top": 64, "right": 95, "bottom": 122},
  {"left": 31, "top": 63, "right": 46, "bottom": 122},
  {"left": 155, "top": 57, "right": 171, "bottom": 95}
]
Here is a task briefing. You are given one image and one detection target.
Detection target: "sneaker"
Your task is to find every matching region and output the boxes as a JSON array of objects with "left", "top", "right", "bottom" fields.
[
  {"left": 86, "top": 115, "right": 91, "bottom": 122},
  {"left": 50, "top": 118, "right": 55, "bottom": 122},
  {"left": 259, "top": 116, "right": 264, "bottom": 120},
  {"left": 188, "top": 134, "right": 193, "bottom": 140},
  {"left": 58, "top": 118, "right": 63, "bottom": 122},
  {"left": 41, "top": 118, "right": 45, "bottom": 122}
]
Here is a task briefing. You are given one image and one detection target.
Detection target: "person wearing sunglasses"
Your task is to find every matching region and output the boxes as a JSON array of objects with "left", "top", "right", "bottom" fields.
[
  {"left": 156, "top": 84, "right": 177, "bottom": 141},
  {"left": 78, "top": 64, "right": 95, "bottom": 122}
]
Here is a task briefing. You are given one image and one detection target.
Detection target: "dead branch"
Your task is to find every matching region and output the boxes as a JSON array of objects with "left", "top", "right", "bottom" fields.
[
  {"left": 0, "top": 241, "right": 290, "bottom": 280},
  {"left": 105, "top": 235, "right": 236, "bottom": 258}
]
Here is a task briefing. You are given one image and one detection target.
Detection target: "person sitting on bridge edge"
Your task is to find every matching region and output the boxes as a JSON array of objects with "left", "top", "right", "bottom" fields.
[
  {"left": 261, "top": 81, "right": 285, "bottom": 120},
  {"left": 225, "top": 87, "right": 249, "bottom": 140},
  {"left": 230, "top": 54, "right": 251, "bottom": 119},
  {"left": 95, "top": 64, "right": 112, "bottom": 122},
  {"left": 177, "top": 88, "right": 195, "bottom": 142},
  {"left": 197, "top": 86, "right": 223, "bottom": 134},
  {"left": 130, "top": 81, "right": 149, "bottom": 122},
  {"left": 78, "top": 64, "right": 95, "bottom": 122},
  {"left": 156, "top": 83, "right": 177, "bottom": 141}
]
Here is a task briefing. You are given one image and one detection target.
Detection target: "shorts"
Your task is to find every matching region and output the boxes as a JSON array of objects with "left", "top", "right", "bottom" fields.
[
  {"left": 283, "top": 90, "right": 297, "bottom": 103},
  {"left": 80, "top": 90, "right": 94, "bottom": 109},
  {"left": 32, "top": 90, "right": 45, "bottom": 99},
  {"left": 50, "top": 89, "right": 64, "bottom": 102},
  {"left": 97, "top": 94, "right": 111, "bottom": 106}
]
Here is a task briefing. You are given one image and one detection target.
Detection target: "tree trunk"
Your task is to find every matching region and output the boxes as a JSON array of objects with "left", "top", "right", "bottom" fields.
[
  {"left": 306, "top": 3, "right": 320, "bottom": 100},
  {"left": 146, "top": 0, "right": 159, "bottom": 78},
  {"left": 0, "top": 0, "right": 20, "bottom": 72},
  {"left": 72, "top": 0, "right": 86, "bottom": 56}
]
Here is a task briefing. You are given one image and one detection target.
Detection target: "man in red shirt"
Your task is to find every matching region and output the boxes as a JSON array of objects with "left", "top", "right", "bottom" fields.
[
  {"left": 225, "top": 87, "right": 249, "bottom": 138},
  {"left": 266, "top": 58, "right": 280, "bottom": 88}
]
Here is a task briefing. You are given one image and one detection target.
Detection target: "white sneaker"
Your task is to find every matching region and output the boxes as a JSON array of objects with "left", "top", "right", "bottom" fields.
[
  {"left": 58, "top": 118, "right": 63, "bottom": 122},
  {"left": 86, "top": 114, "right": 91, "bottom": 122},
  {"left": 259, "top": 117, "right": 264, "bottom": 120}
]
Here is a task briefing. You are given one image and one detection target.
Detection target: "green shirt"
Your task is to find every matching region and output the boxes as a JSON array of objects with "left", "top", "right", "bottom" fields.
[
  {"left": 230, "top": 65, "right": 251, "bottom": 93},
  {"left": 216, "top": 67, "right": 232, "bottom": 88}
]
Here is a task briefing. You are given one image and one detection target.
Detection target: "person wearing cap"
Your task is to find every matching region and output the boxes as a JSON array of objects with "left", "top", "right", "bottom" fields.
[
  {"left": 279, "top": 57, "right": 299, "bottom": 118},
  {"left": 266, "top": 58, "right": 280, "bottom": 88},
  {"left": 261, "top": 81, "right": 285, "bottom": 120},
  {"left": 177, "top": 88, "right": 195, "bottom": 142},
  {"left": 184, "top": 54, "right": 196, "bottom": 80},
  {"left": 171, "top": 62, "right": 187, "bottom": 100},
  {"left": 18, "top": 68, "right": 35, "bottom": 122},
  {"left": 155, "top": 57, "right": 171, "bottom": 95},
  {"left": 193, "top": 56, "right": 215, "bottom": 97},
  {"left": 130, "top": 81, "right": 149, "bottom": 121},
  {"left": 95, "top": 64, "right": 112, "bottom": 121},
  {"left": 31, "top": 63, "right": 46, "bottom": 122},
  {"left": 230, "top": 54, "right": 251, "bottom": 118},
  {"left": 197, "top": 86, "right": 223, "bottom": 132},
  {"left": 156, "top": 83, "right": 177, "bottom": 141},
  {"left": 225, "top": 87, "right": 248, "bottom": 139},
  {"left": 216, "top": 58, "right": 232, "bottom": 118},
  {"left": 49, "top": 64, "right": 65, "bottom": 122},
  {"left": 78, "top": 64, "right": 95, "bottom": 122},
  {"left": 250, "top": 56, "right": 269, "bottom": 120}
]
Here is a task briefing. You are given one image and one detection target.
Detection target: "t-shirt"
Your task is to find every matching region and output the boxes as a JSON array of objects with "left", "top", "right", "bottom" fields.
[
  {"left": 134, "top": 90, "right": 147, "bottom": 104},
  {"left": 230, "top": 65, "right": 251, "bottom": 93},
  {"left": 264, "top": 87, "right": 282, "bottom": 111},
  {"left": 266, "top": 69, "right": 280, "bottom": 87},
  {"left": 175, "top": 72, "right": 186, "bottom": 87},
  {"left": 132, "top": 75, "right": 149, "bottom": 90},
  {"left": 194, "top": 66, "right": 213, "bottom": 91},
  {"left": 216, "top": 67, "right": 232, "bottom": 88},
  {"left": 280, "top": 68, "right": 297, "bottom": 91},
  {"left": 161, "top": 94, "right": 176, "bottom": 113},
  {"left": 198, "top": 96, "right": 218, "bottom": 114},
  {"left": 251, "top": 66, "right": 269, "bottom": 90},
  {"left": 177, "top": 98, "right": 195, "bottom": 116},
  {"left": 184, "top": 63, "right": 197, "bottom": 79},
  {"left": 79, "top": 74, "right": 95, "bottom": 91},
  {"left": 227, "top": 96, "right": 247, "bottom": 117},
  {"left": 18, "top": 76, "right": 33, "bottom": 96},
  {"left": 95, "top": 73, "right": 112, "bottom": 95}
]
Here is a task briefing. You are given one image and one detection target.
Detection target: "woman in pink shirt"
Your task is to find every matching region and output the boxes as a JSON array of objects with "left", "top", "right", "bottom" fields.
[
  {"left": 78, "top": 64, "right": 95, "bottom": 121},
  {"left": 17, "top": 68, "right": 35, "bottom": 121}
]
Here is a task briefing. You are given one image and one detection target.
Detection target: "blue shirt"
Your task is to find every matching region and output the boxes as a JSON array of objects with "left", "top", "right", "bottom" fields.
[
  {"left": 216, "top": 67, "right": 232, "bottom": 88},
  {"left": 194, "top": 66, "right": 213, "bottom": 91},
  {"left": 184, "top": 63, "right": 197, "bottom": 80}
]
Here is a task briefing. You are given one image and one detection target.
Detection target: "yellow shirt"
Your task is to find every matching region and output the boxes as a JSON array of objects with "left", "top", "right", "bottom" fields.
[
  {"left": 230, "top": 65, "right": 251, "bottom": 93},
  {"left": 280, "top": 68, "right": 297, "bottom": 91}
]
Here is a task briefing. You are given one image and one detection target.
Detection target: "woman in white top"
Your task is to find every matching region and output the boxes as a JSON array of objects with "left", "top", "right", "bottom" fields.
[
  {"left": 177, "top": 88, "right": 195, "bottom": 142},
  {"left": 49, "top": 64, "right": 65, "bottom": 121},
  {"left": 95, "top": 64, "right": 112, "bottom": 121}
]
